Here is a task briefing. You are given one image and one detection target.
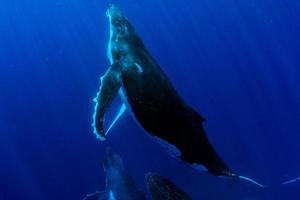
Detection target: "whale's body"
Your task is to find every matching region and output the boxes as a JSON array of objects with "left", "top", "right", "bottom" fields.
[
  {"left": 92, "top": 5, "right": 264, "bottom": 187},
  {"left": 120, "top": 43, "right": 233, "bottom": 176}
]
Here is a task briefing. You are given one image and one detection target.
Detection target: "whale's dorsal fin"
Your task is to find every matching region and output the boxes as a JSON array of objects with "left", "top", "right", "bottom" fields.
[
  {"left": 92, "top": 62, "right": 122, "bottom": 140},
  {"left": 188, "top": 107, "right": 205, "bottom": 123}
]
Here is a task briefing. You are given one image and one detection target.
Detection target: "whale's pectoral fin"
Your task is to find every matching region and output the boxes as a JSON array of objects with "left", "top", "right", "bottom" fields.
[{"left": 92, "top": 62, "right": 122, "bottom": 140}]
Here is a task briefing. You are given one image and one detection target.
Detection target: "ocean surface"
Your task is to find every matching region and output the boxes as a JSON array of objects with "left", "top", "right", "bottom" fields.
[{"left": 0, "top": 0, "right": 300, "bottom": 199}]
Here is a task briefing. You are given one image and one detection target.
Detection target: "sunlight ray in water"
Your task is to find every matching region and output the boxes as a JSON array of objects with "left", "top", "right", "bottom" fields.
[
  {"left": 282, "top": 177, "right": 300, "bottom": 185},
  {"left": 105, "top": 103, "right": 127, "bottom": 137}
]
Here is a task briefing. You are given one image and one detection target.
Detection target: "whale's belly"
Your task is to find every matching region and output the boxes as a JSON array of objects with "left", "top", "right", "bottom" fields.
[{"left": 121, "top": 62, "right": 187, "bottom": 137}]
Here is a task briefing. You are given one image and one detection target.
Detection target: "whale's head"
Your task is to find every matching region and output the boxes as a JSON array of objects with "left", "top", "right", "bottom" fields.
[
  {"left": 106, "top": 4, "right": 139, "bottom": 64},
  {"left": 103, "top": 147, "right": 125, "bottom": 186},
  {"left": 106, "top": 4, "right": 135, "bottom": 39}
]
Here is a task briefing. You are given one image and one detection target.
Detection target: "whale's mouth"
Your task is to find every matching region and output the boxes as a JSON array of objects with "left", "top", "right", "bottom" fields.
[{"left": 106, "top": 4, "right": 134, "bottom": 38}]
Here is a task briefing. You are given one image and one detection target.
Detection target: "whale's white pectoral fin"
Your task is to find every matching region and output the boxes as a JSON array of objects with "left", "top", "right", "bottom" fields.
[
  {"left": 104, "top": 103, "right": 127, "bottom": 137},
  {"left": 92, "top": 62, "right": 122, "bottom": 140}
]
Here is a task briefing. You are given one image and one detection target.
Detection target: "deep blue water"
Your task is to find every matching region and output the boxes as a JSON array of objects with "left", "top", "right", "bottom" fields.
[{"left": 0, "top": 0, "right": 300, "bottom": 199}]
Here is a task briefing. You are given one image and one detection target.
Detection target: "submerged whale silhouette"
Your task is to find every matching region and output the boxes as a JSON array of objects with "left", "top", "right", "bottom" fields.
[
  {"left": 83, "top": 147, "right": 147, "bottom": 200},
  {"left": 83, "top": 147, "right": 193, "bottom": 200},
  {"left": 146, "top": 172, "right": 192, "bottom": 200},
  {"left": 92, "top": 4, "right": 264, "bottom": 188}
]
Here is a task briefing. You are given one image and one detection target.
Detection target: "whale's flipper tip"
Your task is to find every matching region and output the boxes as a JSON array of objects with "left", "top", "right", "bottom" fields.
[
  {"left": 91, "top": 120, "right": 106, "bottom": 141},
  {"left": 237, "top": 175, "right": 265, "bottom": 188},
  {"left": 92, "top": 103, "right": 127, "bottom": 141}
]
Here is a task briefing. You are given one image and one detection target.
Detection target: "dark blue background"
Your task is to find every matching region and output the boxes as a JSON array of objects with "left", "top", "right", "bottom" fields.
[{"left": 0, "top": 0, "right": 299, "bottom": 199}]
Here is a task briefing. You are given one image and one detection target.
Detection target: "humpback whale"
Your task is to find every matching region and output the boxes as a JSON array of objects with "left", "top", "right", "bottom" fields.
[
  {"left": 83, "top": 147, "right": 193, "bottom": 200},
  {"left": 146, "top": 172, "right": 192, "bottom": 200},
  {"left": 103, "top": 147, "right": 147, "bottom": 200},
  {"left": 83, "top": 147, "right": 147, "bottom": 200},
  {"left": 92, "top": 4, "right": 264, "bottom": 187}
]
